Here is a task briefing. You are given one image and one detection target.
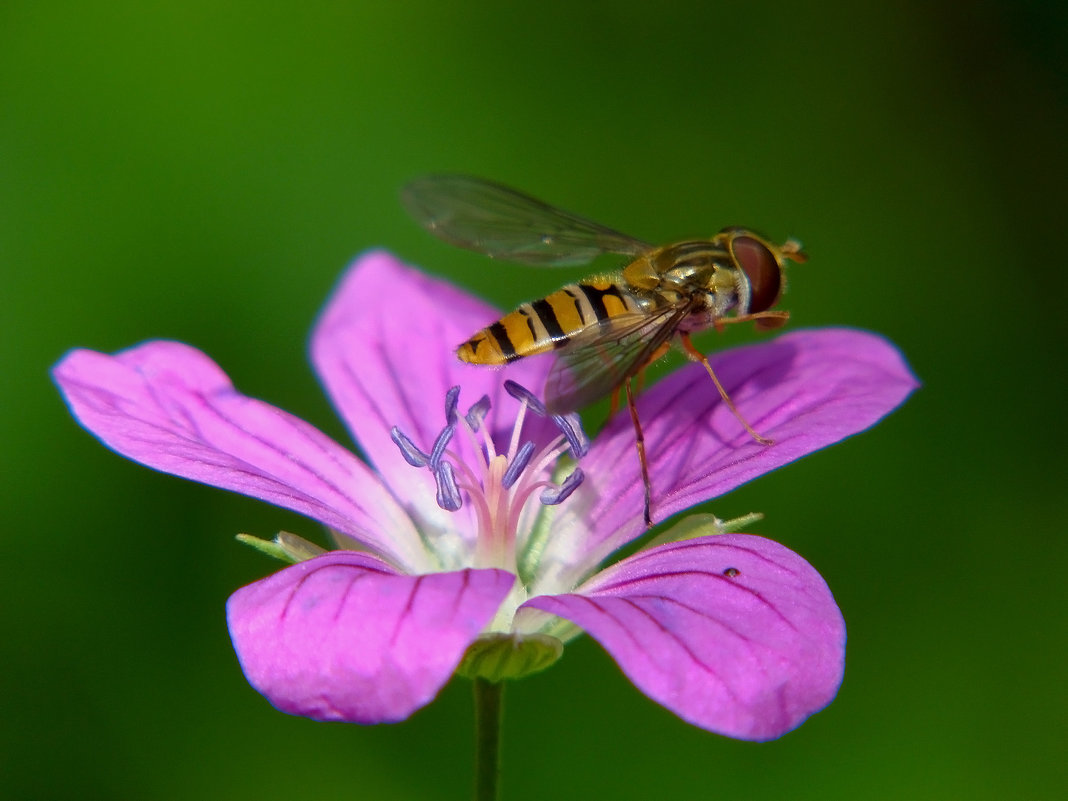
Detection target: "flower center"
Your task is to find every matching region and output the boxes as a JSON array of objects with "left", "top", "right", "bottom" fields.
[{"left": 390, "top": 381, "right": 587, "bottom": 570}]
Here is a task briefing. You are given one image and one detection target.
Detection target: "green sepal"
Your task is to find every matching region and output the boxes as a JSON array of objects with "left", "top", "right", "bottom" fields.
[
  {"left": 235, "top": 531, "right": 326, "bottom": 564},
  {"left": 457, "top": 633, "right": 564, "bottom": 682},
  {"left": 644, "top": 511, "right": 764, "bottom": 550}
]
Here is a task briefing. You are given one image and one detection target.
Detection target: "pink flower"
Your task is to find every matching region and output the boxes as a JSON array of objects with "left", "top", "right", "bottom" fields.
[{"left": 52, "top": 251, "right": 917, "bottom": 740}]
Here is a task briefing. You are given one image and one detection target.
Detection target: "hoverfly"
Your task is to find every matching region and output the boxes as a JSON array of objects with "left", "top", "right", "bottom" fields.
[{"left": 401, "top": 175, "right": 807, "bottom": 526}]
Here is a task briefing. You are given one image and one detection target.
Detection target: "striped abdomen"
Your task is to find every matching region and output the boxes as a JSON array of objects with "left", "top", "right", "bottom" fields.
[{"left": 458, "top": 279, "right": 646, "bottom": 365}]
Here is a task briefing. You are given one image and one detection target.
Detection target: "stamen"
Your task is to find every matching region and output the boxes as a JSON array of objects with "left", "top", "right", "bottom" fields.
[
  {"left": 465, "top": 395, "right": 491, "bottom": 431},
  {"left": 501, "top": 441, "right": 535, "bottom": 489},
  {"left": 434, "top": 461, "right": 462, "bottom": 511},
  {"left": 552, "top": 412, "right": 589, "bottom": 458},
  {"left": 429, "top": 424, "right": 455, "bottom": 468},
  {"left": 390, "top": 426, "right": 429, "bottom": 467},
  {"left": 444, "top": 386, "right": 461, "bottom": 425},
  {"left": 392, "top": 383, "right": 590, "bottom": 542},
  {"left": 540, "top": 468, "right": 585, "bottom": 505},
  {"left": 504, "top": 380, "right": 546, "bottom": 416}
]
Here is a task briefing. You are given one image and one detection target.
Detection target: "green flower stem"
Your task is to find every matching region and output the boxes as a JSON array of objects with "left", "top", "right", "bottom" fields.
[{"left": 473, "top": 678, "right": 504, "bottom": 801}]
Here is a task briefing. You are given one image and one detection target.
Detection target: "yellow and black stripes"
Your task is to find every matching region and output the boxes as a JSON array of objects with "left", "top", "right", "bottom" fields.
[{"left": 457, "top": 279, "right": 644, "bottom": 365}]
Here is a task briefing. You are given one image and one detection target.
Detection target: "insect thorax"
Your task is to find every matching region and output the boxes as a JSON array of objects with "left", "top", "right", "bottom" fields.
[{"left": 623, "top": 240, "right": 743, "bottom": 322}]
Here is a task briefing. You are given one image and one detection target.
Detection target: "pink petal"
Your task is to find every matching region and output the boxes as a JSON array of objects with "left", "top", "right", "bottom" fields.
[
  {"left": 310, "top": 252, "right": 555, "bottom": 527},
  {"left": 227, "top": 551, "right": 515, "bottom": 723},
  {"left": 52, "top": 341, "right": 430, "bottom": 570},
  {"left": 522, "top": 535, "right": 844, "bottom": 740},
  {"left": 576, "top": 328, "right": 918, "bottom": 564}
]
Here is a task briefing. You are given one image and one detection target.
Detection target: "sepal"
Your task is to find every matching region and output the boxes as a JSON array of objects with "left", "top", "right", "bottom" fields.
[
  {"left": 235, "top": 531, "right": 326, "bottom": 564},
  {"left": 644, "top": 512, "right": 764, "bottom": 550},
  {"left": 456, "top": 633, "right": 564, "bottom": 682}
]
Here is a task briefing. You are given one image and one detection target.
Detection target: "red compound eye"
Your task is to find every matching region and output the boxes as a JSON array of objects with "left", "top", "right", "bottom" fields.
[{"left": 732, "top": 236, "right": 781, "bottom": 313}]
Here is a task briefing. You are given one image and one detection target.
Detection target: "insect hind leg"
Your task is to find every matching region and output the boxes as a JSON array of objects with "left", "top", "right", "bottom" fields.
[
  {"left": 680, "top": 333, "right": 773, "bottom": 446},
  {"left": 624, "top": 378, "right": 654, "bottom": 527}
]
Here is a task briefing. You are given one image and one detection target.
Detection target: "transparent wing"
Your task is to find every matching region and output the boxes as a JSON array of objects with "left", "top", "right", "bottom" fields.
[
  {"left": 401, "top": 174, "right": 651, "bottom": 267},
  {"left": 543, "top": 302, "right": 693, "bottom": 413}
]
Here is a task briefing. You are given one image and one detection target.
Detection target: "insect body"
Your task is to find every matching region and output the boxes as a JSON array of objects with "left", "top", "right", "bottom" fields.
[{"left": 402, "top": 175, "right": 807, "bottom": 526}]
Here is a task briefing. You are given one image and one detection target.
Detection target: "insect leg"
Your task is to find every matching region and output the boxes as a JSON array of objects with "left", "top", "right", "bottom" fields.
[
  {"left": 636, "top": 340, "right": 671, "bottom": 392},
  {"left": 680, "top": 333, "right": 773, "bottom": 446},
  {"left": 610, "top": 339, "right": 668, "bottom": 418},
  {"left": 715, "top": 310, "right": 790, "bottom": 333},
  {"left": 624, "top": 378, "right": 654, "bottom": 527}
]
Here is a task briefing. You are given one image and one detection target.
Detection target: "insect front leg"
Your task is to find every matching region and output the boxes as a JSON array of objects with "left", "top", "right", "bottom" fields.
[
  {"left": 680, "top": 333, "right": 773, "bottom": 446},
  {"left": 713, "top": 310, "right": 790, "bottom": 333}
]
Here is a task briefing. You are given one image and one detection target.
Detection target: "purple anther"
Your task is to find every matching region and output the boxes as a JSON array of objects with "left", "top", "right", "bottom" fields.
[
  {"left": 540, "top": 467, "right": 585, "bottom": 506},
  {"left": 434, "top": 460, "right": 462, "bottom": 511},
  {"left": 390, "top": 426, "right": 429, "bottom": 467},
  {"left": 444, "top": 385, "right": 461, "bottom": 425},
  {"left": 465, "top": 394, "right": 491, "bottom": 431},
  {"left": 503, "top": 380, "right": 546, "bottom": 416},
  {"left": 551, "top": 412, "right": 590, "bottom": 458},
  {"left": 429, "top": 424, "right": 455, "bottom": 468},
  {"left": 501, "top": 441, "right": 535, "bottom": 489}
]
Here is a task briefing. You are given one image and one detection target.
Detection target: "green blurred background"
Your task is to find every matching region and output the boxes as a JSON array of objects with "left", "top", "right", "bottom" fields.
[{"left": 4, "top": 1, "right": 1065, "bottom": 799}]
